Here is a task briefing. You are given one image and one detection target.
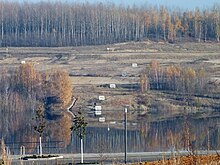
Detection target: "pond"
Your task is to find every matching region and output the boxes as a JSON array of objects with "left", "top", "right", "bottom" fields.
[{"left": 68, "top": 116, "right": 220, "bottom": 153}]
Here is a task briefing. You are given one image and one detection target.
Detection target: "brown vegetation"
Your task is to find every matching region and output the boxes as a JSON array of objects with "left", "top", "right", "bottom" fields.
[
  {"left": 140, "top": 60, "right": 207, "bottom": 93},
  {"left": 132, "top": 155, "right": 220, "bottom": 165},
  {"left": 0, "top": 63, "right": 73, "bottom": 151}
]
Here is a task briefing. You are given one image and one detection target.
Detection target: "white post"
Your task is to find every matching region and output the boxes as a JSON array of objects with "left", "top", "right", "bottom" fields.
[
  {"left": 20, "top": 146, "right": 25, "bottom": 155},
  {"left": 39, "top": 136, "right": 42, "bottom": 157},
  {"left": 81, "top": 138, "right": 83, "bottom": 163},
  {"left": 23, "top": 146, "right": 25, "bottom": 155},
  {"left": 124, "top": 107, "right": 128, "bottom": 164},
  {"left": 6, "top": 146, "right": 9, "bottom": 156},
  {"left": 20, "top": 146, "right": 22, "bottom": 155}
]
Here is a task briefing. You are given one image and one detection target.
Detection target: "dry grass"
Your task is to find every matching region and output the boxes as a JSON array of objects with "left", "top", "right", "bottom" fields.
[
  {"left": 132, "top": 155, "right": 220, "bottom": 165},
  {"left": 0, "top": 41, "right": 220, "bottom": 127}
]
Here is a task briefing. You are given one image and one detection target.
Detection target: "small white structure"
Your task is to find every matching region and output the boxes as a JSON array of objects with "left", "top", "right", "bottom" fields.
[
  {"left": 99, "top": 117, "right": 105, "bottom": 122},
  {"left": 132, "top": 63, "right": 138, "bottom": 68},
  {"left": 95, "top": 110, "right": 102, "bottom": 116},
  {"left": 109, "top": 121, "right": 116, "bottom": 124},
  {"left": 132, "top": 123, "right": 137, "bottom": 126},
  {"left": 106, "top": 47, "right": 115, "bottom": 51},
  {"left": 110, "top": 84, "right": 116, "bottom": 88},
  {"left": 95, "top": 105, "right": 102, "bottom": 111},
  {"left": 21, "top": 60, "right": 26, "bottom": 64},
  {"left": 99, "top": 96, "right": 105, "bottom": 101}
]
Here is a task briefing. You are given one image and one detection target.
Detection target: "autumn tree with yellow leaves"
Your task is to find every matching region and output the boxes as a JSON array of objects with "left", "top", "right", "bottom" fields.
[
  {"left": 140, "top": 60, "right": 207, "bottom": 94},
  {"left": 14, "top": 63, "right": 41, "bottom": 96},
  {"left": 46, "top": 69, "right": 73, "bottom": 108},
  {"left": 0, "top": 63, "right": 74, "bottom": 151}
]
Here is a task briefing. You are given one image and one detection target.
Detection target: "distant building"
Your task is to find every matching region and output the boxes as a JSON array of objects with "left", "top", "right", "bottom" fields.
[
  {"left": 132, "top": 63, "right": 138, "bottom": 67},
  {"left": 106, "top": 47, "right": 115, "bottom": 51},
  {"left": 99, "top": 96, "right": 105, "bottom": 101},
  {"left": 21, "top": 61, "right": 26, "bottom": 64},
  {"left": 99, "top": 117, "right": 105, "bottom": 122},
  {"left": 110, "top": 84, "right": 116, "bottom": 88},
  {"left": 95, "top": 105, "right": 102, "bottom": 111},
  {"left": 95, "top": 110, "right": 102, "bottom": 116}
]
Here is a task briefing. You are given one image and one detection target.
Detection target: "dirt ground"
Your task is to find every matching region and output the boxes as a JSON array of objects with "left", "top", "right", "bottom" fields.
[{"left": 0, "top": 41, "right": 220, "bottom": 128}]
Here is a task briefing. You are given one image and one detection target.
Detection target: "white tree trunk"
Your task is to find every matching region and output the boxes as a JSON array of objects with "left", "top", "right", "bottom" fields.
[
  {"left": 39, "top": 136, "right": 42, "bottom": 157},
  {"left": 81, "top": 138, "right": 83, "bottom": 163}
]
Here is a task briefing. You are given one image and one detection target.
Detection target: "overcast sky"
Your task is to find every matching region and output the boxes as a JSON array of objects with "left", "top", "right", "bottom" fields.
[{"left": 17, "top": 0, "right": 219, "bottom": 10}]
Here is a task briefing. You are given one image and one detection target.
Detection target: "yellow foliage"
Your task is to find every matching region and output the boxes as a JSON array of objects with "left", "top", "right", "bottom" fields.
[
  {"left": 48, "top": 113, "right": 72, "bottom": 146},
  {"left": 185, "top": 68, "right": 196, "bottom": 79},
  {"left": 16, "top": 63, "right": 41, "bottom": 93},
  {"left": 47, "top": 69, "right": 73, "bottom": 108}
]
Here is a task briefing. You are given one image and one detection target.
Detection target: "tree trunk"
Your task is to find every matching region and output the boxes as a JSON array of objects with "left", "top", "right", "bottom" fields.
[
  {"left": 39, "top": 136, "right": 42, "bottom": 156},
  {"left": 198, "top": 23, "right": 202, "bottom": 42},
  {"left": 217, "top": 34, "right": 220, "bottom": 42},
  {"left": 81, "top": 138, "right": 83, "bottom": 163},
  {"left": 204, "top": 24, "right": 207, "bottom": 42}
]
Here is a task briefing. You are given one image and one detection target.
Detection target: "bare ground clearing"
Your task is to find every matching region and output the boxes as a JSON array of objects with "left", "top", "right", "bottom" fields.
[{"left": 0, "top": 41, "right": 220, "bottom": 128}]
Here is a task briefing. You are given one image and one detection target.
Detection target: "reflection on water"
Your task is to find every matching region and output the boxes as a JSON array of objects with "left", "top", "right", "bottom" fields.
[
  {"left": 5, "top": 116, "right": 220, "bottom": 154},
  {"left": 68, "top": 116, "right": 220, "bottom": 153}
]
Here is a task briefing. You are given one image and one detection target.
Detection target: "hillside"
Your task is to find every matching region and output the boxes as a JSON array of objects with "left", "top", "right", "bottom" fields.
[{"left": 0, "top": 40, "right": 220, "bottom": 152}]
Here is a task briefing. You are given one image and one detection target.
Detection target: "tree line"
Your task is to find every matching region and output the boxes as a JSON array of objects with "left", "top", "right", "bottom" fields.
[
  {"left": 0, "top": 63, "right": 73, "bottom": 150},
  {"left": 0, "top": 1, "right": 219, "bottom": 47},
  {"left": 140, "top": 60, "right": 208, "bottom": 94}
]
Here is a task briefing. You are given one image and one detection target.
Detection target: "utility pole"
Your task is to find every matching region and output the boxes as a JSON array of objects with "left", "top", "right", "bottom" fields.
[{"left": 124, "top": 107, "right": 128, "bottom": 164}]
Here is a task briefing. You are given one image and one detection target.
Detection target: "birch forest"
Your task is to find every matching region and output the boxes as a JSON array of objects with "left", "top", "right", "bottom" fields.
[{"left": 0, "top": 1, "right": 220, "bottom": 47}]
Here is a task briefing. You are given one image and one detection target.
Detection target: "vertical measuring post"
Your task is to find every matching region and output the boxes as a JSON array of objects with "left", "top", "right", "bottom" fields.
[{"left": 124, "top": 107, "right": 128, "bottom": 164}]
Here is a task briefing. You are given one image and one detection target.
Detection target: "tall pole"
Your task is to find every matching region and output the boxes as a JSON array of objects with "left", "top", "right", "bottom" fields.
[{"left": 124, "top": 107, "right": 128, "bottom": 164}]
